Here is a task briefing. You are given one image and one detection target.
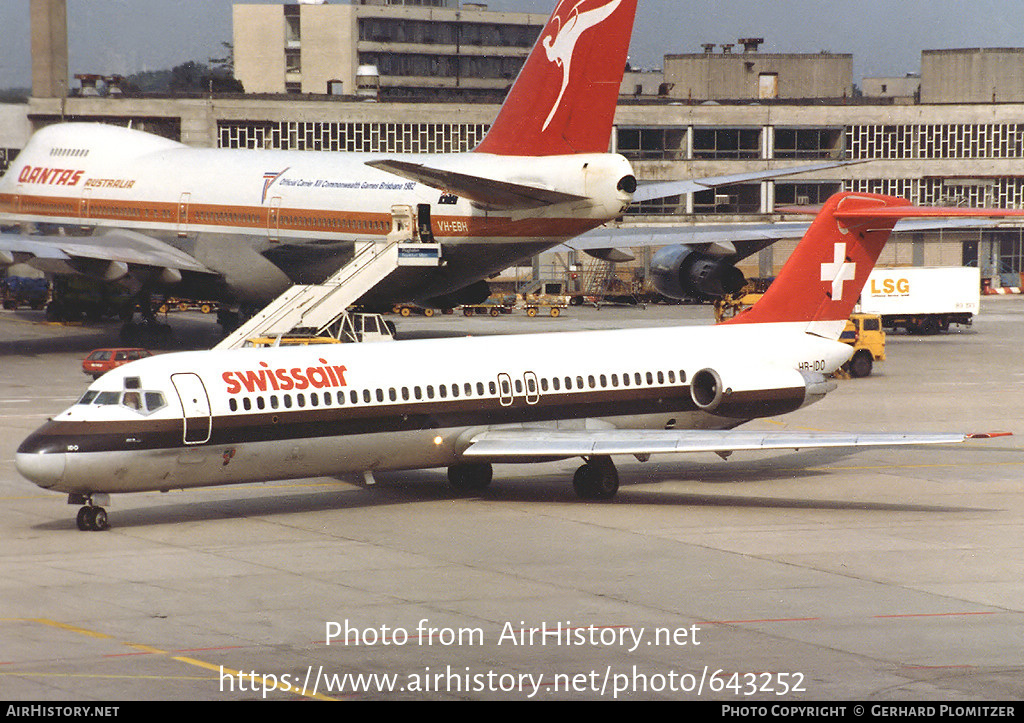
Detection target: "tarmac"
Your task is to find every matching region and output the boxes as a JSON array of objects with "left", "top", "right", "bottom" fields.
[{"left": 1, "top": 297, "right": 1022, "bottom": 701}]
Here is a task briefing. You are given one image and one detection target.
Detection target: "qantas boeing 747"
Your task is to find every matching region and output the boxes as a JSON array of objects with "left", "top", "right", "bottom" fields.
[
  {"left": 15, "top": 192, "right": 1020, "bottom": 530},
  {"left": 0, "top": 0, "right": 850, "bottom": 334}
]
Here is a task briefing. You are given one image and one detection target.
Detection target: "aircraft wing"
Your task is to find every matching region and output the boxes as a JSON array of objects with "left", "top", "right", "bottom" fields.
[
  {"left": 633, "top": 161, "right": 859, "bottom": 203},
  {"left": 460, "top": 427, "right": 987, "bottom": 459},
  {"left": 365, "top": 159, "right": 588, "bottom": 211},
  {"left": 562, "top": 215, "right": 1022, "bottom": 262},
  {"left": 0, "top": 229, "right": 216, "bottom": 280}
]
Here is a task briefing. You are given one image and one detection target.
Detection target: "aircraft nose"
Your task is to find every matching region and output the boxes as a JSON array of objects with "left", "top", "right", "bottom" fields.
[{"left": 15, "top": 435, "right": 67, "bottom": 489}]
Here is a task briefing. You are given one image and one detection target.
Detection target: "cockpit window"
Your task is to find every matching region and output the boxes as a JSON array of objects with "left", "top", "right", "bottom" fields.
[{"left": 81, "top": 389, "right": 168, "bottom": 415}]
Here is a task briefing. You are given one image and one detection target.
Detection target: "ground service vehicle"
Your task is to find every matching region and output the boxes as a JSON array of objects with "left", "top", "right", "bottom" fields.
[
  {"left": 82, "top": 348, "right": 153, "bottom": 379},
  {"left": 839, "top": 313, "right": 885, "bottom": 377},
  {"left": 1, "top": 276, "right": 48, "bottom": 310},
  {"left": 858, "top": 266, "right": 980, "bottom": 334}
]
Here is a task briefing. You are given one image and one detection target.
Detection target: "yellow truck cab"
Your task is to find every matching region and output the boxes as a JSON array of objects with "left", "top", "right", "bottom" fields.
[{"left": 840, "top": 313, "right": 886, "bottom": 377}]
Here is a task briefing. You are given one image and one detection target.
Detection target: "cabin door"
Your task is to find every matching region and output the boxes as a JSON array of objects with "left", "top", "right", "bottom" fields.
[{"left": 171, "top": 373, "right": 212, "bottom": 445}]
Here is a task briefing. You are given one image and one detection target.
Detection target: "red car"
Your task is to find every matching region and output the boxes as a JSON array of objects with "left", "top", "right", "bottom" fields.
[{"left": 82, "top": 348, "right": 153, "bottom": 379}]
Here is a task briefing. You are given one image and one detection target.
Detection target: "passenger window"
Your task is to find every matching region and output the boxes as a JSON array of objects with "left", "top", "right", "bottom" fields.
[
  {"left": 657, "top": 371, "right": 664, "bottom": 384},
  {"left": 363, "top": 390, "right": 371, "bottom": 403},
  {"left": 476, "top": 382, "right": 484, "bottom": 395},
  {"left": 426, "top": 386, "right": 435, "bottom": 399},
  {"left": 257, "top": 397, "right": 266, "bottom": 410},
  {"left": 668, "top": 371, "right": 675, "bottom": 383},
  {"left": 243, "top": 398, "right": 252, "bottom": 411}
]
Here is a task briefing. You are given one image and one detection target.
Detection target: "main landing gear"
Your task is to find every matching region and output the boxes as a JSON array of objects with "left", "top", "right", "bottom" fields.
[
  {"left": 572, "top": 456, "right": 619, "bottom": 500},
  {"left": 71, "top": 494, "right": 110, "bottom": 531},
  {"left": 445, "top": 456, "right": 621, "bottom": 501}
]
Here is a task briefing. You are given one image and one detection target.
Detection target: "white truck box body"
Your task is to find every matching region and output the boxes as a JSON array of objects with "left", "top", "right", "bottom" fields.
[{"left": 858, "top": 266, "right": 980, "bottom": 317}]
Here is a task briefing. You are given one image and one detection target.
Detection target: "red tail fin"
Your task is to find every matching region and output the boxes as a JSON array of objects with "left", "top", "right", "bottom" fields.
[
  {"left": 725, "top": 192, "right": 1024, "bottom": 335},
  {"left": 474, "top": 0, "right": 637, "bottom": 156}
]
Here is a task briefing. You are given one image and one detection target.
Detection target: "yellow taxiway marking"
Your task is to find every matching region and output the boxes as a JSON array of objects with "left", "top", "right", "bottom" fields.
[{"left": 4, "top": 618, "right": 336, "bottom": 701}]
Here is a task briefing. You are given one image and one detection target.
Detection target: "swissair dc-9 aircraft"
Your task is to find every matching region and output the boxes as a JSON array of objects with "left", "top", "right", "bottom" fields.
[
  {"left": 0, "top": 0, "right": 845, "bottom": 331},
  {"left": 16, "top": 192, "right": 1019, "bottom": 531}
]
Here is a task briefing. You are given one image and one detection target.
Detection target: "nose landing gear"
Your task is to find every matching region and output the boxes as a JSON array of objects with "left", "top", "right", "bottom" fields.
[{"left": 70, "top": 493, "right": 111, "bottom": 531}]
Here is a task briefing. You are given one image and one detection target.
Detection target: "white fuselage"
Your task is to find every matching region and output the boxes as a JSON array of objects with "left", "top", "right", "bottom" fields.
[
  {"left": 0, "top": 123, "right": 635, "bottom": 304},
  {"left": 16, "top": 321, "right": 851, "bottom": 496}
]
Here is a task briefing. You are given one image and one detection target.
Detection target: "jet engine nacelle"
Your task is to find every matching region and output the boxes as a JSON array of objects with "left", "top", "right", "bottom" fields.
[
  {"left": 649, "top": 244, "right": 747, "bottom": 300},
  {"left": 690, "top": 366, "right": 835, "bottom": 419}
]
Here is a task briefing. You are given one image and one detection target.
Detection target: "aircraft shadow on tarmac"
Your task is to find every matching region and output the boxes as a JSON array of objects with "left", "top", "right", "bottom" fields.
[{"left": 31, "top": 446, "right": 993, "bottom": 531}]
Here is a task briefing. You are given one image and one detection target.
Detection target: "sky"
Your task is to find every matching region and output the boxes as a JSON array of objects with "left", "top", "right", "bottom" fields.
[{"left": 2, "top": 0, "right": 1024, "bottom": 90}]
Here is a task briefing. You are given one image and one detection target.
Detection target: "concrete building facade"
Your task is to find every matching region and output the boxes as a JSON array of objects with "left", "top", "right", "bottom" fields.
[
  {"left": 921, "top": 48, "right": 1024, "bottom": 104},
  {"left": 232, "top": 1, "right": 546, "bottom": 100},
  {"left": 663, "top": 42, "right": 853, "bottom": 101},
  {"left": 30, "top": 0, "right": 68, "bottom": 100}
]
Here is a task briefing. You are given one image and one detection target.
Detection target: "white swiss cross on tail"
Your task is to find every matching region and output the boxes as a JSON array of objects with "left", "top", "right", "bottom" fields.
[{"left": 820, "top": 242, "right": 857, "bottom": 301}]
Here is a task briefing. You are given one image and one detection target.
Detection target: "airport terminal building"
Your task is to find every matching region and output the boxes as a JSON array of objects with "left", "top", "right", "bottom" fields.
[{"left": 8, "top": 0, "right": 1024, "bottom": 284}]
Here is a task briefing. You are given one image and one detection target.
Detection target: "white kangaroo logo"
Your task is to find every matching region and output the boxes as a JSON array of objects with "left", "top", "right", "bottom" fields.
[{"left": 541, "top": 0, "right": 623, "bottom": 131}]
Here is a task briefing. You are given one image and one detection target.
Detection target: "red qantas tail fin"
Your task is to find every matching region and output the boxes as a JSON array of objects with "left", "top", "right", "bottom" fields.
[
  {"left": 473, "top": 0, "right": 637, "bottom": 156},
  {"left": 725, "top": 192, "right": 1024, "bottom": 336}
]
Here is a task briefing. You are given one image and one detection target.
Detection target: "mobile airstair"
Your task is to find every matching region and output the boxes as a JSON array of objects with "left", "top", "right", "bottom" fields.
[{"left": 215, "top": 206, "right": 441, "bottom": 349}]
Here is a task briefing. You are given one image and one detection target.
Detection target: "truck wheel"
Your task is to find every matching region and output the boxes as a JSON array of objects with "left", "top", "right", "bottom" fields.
[
  {"left": 850, "top": 350, "right": 873, "bottom": 378},
  {"left": 920, "top": 316, "right": 940, "bottom": 335}
]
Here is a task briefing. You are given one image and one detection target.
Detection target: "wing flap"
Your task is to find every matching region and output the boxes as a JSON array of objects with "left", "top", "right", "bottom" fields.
[{"left": 461, "top": 428, "right": 970, "bottom": 459}]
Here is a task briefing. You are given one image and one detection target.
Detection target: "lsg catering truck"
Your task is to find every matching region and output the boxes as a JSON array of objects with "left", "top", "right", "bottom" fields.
[{"left": 857, "top": 266, "right": 980, "bottom": 334}]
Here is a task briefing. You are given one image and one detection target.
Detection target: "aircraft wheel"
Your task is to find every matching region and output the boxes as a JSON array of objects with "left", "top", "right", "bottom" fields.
[
  {"left": 76, "top": 505, "right": 110, "bottom": 531},
  {"left": 448, "top": 463, "right": 493, "bottom": 493},
  {"left": 572, "top": 457, "right": 619, "bottom": 500}
]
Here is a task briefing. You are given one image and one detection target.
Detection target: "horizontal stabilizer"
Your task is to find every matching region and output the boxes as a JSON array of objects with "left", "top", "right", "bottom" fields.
[
  {"left": 366, "top": 159, "right": 587, "bottom": 211},
  {"left": 461, "top": 428, "right": 972, "bottom": 459}
]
